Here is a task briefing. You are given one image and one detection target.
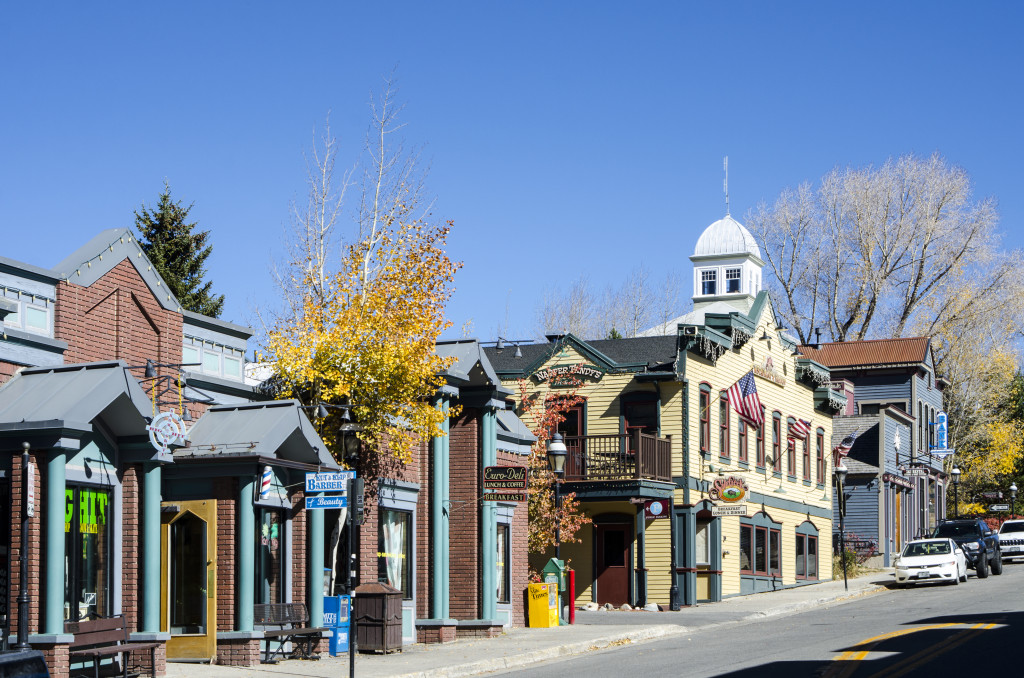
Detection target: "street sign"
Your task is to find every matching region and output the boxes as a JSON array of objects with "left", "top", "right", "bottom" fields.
[
  {"left": 306, "top": 471, "right": 356, "bottom": 493},
  {"left": 935, "top": 412, "right": 948, "bottom": 450},
  {"left": 306, "top": 495, "right": 348, "bottom": 510},
  {"left": 711, "top": 503, "right": 747, "bottom": 517},
  {"left": 931, "top": 448, "right": 954, "bottom": 459},
  {"left": 989, "top": 503, "right": 1010, "bottom": 512}
]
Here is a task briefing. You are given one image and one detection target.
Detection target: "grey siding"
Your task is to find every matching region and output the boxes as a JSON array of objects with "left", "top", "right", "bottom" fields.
[
  {"left": 850, "top": 374, "right": 911, "bottom": 404},
  {"left": 835, "top": 477, "right": 879, "bottom": 549}
]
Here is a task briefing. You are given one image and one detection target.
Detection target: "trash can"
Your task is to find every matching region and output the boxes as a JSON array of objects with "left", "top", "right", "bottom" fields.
[
  {"left": 527, "top": 582, "right": 558, "bottom": 628},
  {"left": 542, "top": 558, "right": 567, "bottom": 625},
  {"left": 353, "top": 582, "right": 403, "bottom": 653},
  {"left": 323, "top": 595, "right": 350, "bottom": 656}
]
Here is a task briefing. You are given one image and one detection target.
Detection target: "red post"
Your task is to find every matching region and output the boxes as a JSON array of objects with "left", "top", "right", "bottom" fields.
[{"left": 567, "top": 570, "right": 576, "bottom": 625}]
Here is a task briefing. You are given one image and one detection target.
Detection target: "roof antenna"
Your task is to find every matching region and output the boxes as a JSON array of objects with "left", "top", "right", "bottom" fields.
[{"left": 723, "top": 155, "right": 730, "bottom": 216}]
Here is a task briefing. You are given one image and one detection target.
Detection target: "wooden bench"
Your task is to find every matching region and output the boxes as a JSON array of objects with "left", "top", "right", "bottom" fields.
[
  {"left": 254, "top": 602, "right": 327, "bottom": 663},
  {"left": 66, "top": 616, "right": 159, "bottom": 678}
]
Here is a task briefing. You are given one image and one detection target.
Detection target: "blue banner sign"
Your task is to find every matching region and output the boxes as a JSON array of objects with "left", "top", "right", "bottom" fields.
[
  {"left": 935, "top": 411, "right": 948, "bottom": 450},
  {"left": 305, "top": 471, "right": 356, "bottom": 493},
  {"left": 306, "top": 495, "right": 348, "bottom": 510}
]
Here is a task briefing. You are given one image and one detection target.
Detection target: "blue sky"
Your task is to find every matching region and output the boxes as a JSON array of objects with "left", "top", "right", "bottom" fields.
[{"left": 2, "top": 2, "right": 1022, "bottom": 348}]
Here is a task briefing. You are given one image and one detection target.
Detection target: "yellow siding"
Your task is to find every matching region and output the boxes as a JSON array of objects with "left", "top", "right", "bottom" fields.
[{"left": 644, "top": 517, "right": 672, "bottom": 602}]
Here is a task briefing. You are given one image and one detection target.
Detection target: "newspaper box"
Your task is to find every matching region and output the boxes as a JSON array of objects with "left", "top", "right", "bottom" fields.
[
  {"left": 323, "top": 595, "right": 350, "bottom": 655},
  {"left": 527, "top": 582, "right": 558, "bottom": 628}
]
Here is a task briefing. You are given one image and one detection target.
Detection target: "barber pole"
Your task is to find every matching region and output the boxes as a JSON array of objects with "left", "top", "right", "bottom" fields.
[{"left": 259, "top": 465, "right": 273, "bottom": 500}]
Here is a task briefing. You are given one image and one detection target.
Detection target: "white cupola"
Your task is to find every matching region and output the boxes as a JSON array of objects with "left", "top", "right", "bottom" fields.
[{"left": 689, "top": 214, "right": 764, "bottom": 314}]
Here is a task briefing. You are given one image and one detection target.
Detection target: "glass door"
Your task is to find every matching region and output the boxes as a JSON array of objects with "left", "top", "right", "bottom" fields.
[{"left": 161, "top": 500, "right": 217, "bottom": 660}]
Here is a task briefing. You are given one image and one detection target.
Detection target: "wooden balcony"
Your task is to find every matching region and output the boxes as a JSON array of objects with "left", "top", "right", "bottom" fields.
[{"left": 562, "top": 433, "right": 672, "bottom": 483}]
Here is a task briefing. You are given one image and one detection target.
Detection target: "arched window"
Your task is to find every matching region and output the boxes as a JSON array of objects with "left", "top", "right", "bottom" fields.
[
  {"left": 740, "top": 511, "right": 781, "bottom": 577},
  {"left": 699, "top": 384, "right": 711, "bottom": 455},
  {"left": 796, "top": 521, "right": 819, "bottom": 580},
  {"left": 719, "top": 390, "right": 730, "bottom": 459},
  {"left": 803, "top": 434, "right": 811, "bottom": 481},
  {"left": 786, "top": 417, "right": 797, "bottom": 478},
  {"left": 738, "top": 419, "right": 748, "bottom": 463},
  {"left": 816, "top": 428, "right": 825, "bottom": 484},
  {"left": 756, "top": 409, "right": 765, "bottom": 467}
]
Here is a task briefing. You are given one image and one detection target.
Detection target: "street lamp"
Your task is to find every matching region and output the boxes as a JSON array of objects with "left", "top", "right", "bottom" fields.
[
  {"left": 951, "top": 467, "right": 961, "bottom": 519},
  {"left": 546, "top": 433, "right": 567, "bottom": 561},
  {"left": 834, "top": 463, "right": 849, "bottom": 591},
  {"left": 1011, "top": 482, "right": 1018, "bottom": 519}
]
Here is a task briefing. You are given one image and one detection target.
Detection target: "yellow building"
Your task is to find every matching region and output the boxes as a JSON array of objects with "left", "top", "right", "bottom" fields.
[{"left": 484, "top": 214, "right": 845, "bottom": 607}]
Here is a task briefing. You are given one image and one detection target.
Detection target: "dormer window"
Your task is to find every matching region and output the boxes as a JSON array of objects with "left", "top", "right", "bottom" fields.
[
  {"left": 701, "top": 269, "right": 717, "bottom": 295},
  {"left": 726, "top": 268, "right": 741, "bottom": 293}
]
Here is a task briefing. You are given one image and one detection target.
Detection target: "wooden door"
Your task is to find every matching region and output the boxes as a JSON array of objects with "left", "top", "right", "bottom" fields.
[
  {"left": 594, "top": 524, "right": 630, "bottom": 606},
  {"left": 162, "top": 500, "right": 217, "bottom": 660}
]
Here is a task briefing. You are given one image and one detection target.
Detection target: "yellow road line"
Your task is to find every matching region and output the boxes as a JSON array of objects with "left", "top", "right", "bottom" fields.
[
  {"left": 823, "top": 623, "right": 960, "bottom": 678},
  {"left": 868, "top": 623, "right": 997, "bottom": 678}
]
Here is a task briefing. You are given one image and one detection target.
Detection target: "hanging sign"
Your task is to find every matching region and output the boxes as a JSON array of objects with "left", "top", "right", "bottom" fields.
[
  {"left": 305, "top": 471, "right": 356, "bottom": 493},
  {"left": 26, "top": 462, "right": 35, "bottom": 518},
  {"left": 483, "top": 466, "right": 528, "bottom": 490},
  {"left": 306, "top": 495, "right": 348, "bottom": 510},
  {"left": 711, "top": 503, "right": 748, "bottom": 516},
  {"left": 935, "top": 412, "right": 948, "bottom": 450},
  {"left": 644, "top": 499, "right": 669, "bottom": 519},
  {"left": 147, "top": 411, "right": 188, "bottom": 454},
  {"left": 483, "top": 492, "right": 526, "bottom": 502},
  {"left": 753, "top": 356, "right": 785, "bottom": 387},
  {"left": 708, "top": 476, "right": 748, "bottom": 503}
]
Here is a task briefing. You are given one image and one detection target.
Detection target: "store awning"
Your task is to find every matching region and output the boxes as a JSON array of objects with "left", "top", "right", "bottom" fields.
[{"left": 181, "top": 400, "right": 339, "bottom": 468}]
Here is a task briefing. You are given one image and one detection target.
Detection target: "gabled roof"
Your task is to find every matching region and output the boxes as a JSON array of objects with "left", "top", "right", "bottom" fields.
[
  {"left": 181, "top": 400, "right": 338, "bottom": 468},
  {"left": 437, "top": 339, "right": 506, "bottom": 389},
  {"left": 799, "top": 337, "right": 932, "bottom": 369},
  {"left": 483, "top": 334, "right": 677, "bottom": 378},
  {"left": 0, "top": 361, "right": 152, "bottom": 438}
]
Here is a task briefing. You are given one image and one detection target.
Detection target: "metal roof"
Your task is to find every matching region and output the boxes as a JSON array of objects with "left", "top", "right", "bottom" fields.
[
  {"left": 484, "top": 335, "right": 677, "bottom": 376},
  {"left": 182, "top": 399, "right": 338, "bottom": 468},
  {"left": 0, "top": 361, "right": 153, "bottom": 437},
  {"left": 799, "top": 337, "right": 932, "bottom": 369}
]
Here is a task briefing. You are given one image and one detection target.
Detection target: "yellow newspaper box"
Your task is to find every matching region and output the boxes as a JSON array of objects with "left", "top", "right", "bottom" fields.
[{"left": 527, "top": 582, "right": 559, "bottom": 628}]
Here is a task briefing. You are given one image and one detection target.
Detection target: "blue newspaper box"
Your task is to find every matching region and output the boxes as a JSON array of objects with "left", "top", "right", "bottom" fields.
[{"left": 323, "top": 595, "right": 351, "bottom": 655}]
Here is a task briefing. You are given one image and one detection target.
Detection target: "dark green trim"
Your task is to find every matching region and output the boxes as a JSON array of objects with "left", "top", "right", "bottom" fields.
[{"left": 567, "top": 479, "right": 675, "bottom": 501}]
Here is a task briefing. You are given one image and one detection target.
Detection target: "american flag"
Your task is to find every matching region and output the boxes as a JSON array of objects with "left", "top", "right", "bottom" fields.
[
  {"left": 834, "top": 431, "right": 857, "bottom": 458},
  {"left": 727, "top": 371, "right": 763, "bottom": 427},
  {"left": 790, "top": 418, "right": 811, "bottom": 439}
]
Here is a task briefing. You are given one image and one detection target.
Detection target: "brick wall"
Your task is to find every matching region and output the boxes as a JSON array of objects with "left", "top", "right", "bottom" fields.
[
  {"left": 291, "top": 488, "right": 307, "bottom": 605},
  {"left": 9, "top": 452, "right": 43, "bottom": 637},
  {"left": 447, "top": 408, "right": 480, "bottom": 619},
  {"left": 215, "top": 638, "right": 260, "bottom": 666},
  {"left": 0, "top": 360, "right": 21, "bottom": 386},
  {"left": 215, "top": 478, "right": 237, "bottom": 631},
  {"left": 121, "top": 464, "right": 141, "bottom": 631},
  {"left": 497, "top": 450, "right": 529, "bottom": 628}
]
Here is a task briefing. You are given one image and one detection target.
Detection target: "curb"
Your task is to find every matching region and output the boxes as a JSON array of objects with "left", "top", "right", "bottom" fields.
[
  {"left": 740, "top": 584, "right": 888, "bottom": 622},
  {"left": 387, "top": 625, "right": 690, "bottom": 678}
]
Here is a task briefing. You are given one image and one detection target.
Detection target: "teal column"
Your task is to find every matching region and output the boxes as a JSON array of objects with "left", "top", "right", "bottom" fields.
[
  {"left": 237, "top": 476, "right": 255, "bottom": 631},
  {"left": 431, "top": 396, "right": 450, "bottom": 619},
  {"left": 682, "top": 508, "right": 697, "bottom": 606},
  {"left": 635, "top": 506, "right": 646, "bottom": 607},
  {"left": 308, "top": 487, "right": 324, "bottom": 626},
  {"left": 45, "top": 450, "right": 67, "bottom": 634},
  {"left": 142, "top": 463, "right": 162, "bottom": 632},
  {"left": 481, "top": 406, "right": 497, "bottom": 621}
]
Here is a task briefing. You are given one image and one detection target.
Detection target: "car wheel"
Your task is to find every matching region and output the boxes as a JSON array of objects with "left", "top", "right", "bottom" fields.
[
  {"left": 950, "top": 572, "right": 959, "bottom": 585},
  {"left": 960, "top": 569, "right": 968, "bottom": 582},
  {"left": 977, "top": 556, "right": 990, "bottom": 578},
  {"left": 992, "top": 554, "right": 1003, "bottom": 575}
]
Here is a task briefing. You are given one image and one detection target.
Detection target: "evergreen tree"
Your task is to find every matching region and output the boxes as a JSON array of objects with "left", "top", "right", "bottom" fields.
[{"left": 134, "top": 182, "right": 225, "bottom": 317}]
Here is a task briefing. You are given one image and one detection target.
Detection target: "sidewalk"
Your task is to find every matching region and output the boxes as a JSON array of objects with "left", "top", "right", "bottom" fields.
[{"left": 165, "top": 572, "right": 890, "bottom": 678}]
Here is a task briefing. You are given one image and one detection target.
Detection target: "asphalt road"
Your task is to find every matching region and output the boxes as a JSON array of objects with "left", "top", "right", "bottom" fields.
[{"left": 491, "top": 563, "right": 1024, "bottom": 677}]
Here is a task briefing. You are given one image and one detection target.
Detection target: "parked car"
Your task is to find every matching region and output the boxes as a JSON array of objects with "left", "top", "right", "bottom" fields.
[
  {"left": 893, "top": 538, "right": 967, "bottom": 586},
  {"left": 997, "top": 519, "right": 1024, "bottom": 562},
  {"left": 931, "top": 519, "right": 1003, "bottom": 577}
]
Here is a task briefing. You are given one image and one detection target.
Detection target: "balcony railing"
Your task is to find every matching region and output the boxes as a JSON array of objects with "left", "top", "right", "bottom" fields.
[{"left": 562, "top": 432, "right": 672, "bottom": 483}]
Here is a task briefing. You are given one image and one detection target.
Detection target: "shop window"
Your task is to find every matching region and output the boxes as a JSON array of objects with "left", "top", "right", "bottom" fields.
[
  {"left": 771, "top": 412, "right": 782, "bottom": 473},
  {"left": 255, "top": 508, "right": 284, "bottom": 604},
  {"left": 699, "top": 385, "right": 711, "bottom": 454},
  {"left": 741, "top": 513, "right": 781, "bottom": 578},
  {"left": 718, "top": 391, "right": 729, "bottom": 459},
  {"left": 816, "top": 428, "right": 825, "bottom": 484},
  {"left": 64, "top": 486, "right": 112, "bottom": 620},
  {"left": 695, "top": 520, "right": 711, "bottom": 566},
  {"left": 223, "top": 355, "right": 242, "bottom": 380},
  {"left": 497, "top": 523, "right": 510, "bottom": 604},
  {"left": 701, "top": 269, "right": 717, "bottom": 296},
  {"left": 378, "top": 509, "right": 412, "bottom": 599},
  {"left": 183, "top": 343, "right": 201, "bottom": 367},
  {"left": 738, "top": 420, "right": 748, "bottom": 463},
  {"left": 725, "top": 268, "right": 741, "bottom": 293},
  {"left": 202, "top": 351, "right": 220, "bottom": 374},
  {"left": 756, "top": 413, "right": 765, "bottom": 467},
  {"left": 796, "top": 522, "right": 819, "bottom": 580}
]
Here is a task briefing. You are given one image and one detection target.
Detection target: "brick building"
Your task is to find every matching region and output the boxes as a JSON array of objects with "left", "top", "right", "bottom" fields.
[{"left": 0, "top": 230, "right": 533, "bottom": 676}]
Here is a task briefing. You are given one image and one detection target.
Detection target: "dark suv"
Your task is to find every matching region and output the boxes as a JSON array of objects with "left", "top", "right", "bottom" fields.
[{"left": 932, "top": 519, "right": 1003, "bottom": 578}]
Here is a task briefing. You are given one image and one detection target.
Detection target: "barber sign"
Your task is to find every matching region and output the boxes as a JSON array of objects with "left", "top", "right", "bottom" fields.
[{"left": 259, "top": 466, "right": 273, "bottom": 500}]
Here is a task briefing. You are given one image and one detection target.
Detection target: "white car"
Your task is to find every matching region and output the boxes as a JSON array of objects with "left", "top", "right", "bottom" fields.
[
  {"left": 998, "top": 519, "right": 1024, "bottom": 561},
  {"left": 893, "top": 538, "right": 967, "bottom": 586}
]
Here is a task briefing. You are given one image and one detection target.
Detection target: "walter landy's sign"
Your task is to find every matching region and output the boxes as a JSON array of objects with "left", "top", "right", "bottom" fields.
[
  {"left": 532, "top": 363, "right": 605, "bottom": 386},
  {"left": 753, "top": 355, "right": 785, "bottom": 387}
]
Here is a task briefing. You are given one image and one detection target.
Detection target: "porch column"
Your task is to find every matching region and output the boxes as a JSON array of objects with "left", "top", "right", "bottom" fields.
[
  {"left": 680, "top": 507, "right": 697, "bottom": 607},
  {"left": 142, "top": 462, "right": 162, "bottom": 632},
  {"left": 481, "top": 406, "right": 497, "bottom": 621},
  {"left": 431, "top": 396, "right": 450, "bottom": 620},
  {"left": 237, "top": 476, "right": 255, "bottom": 631},
  {"left": 635, "top": 504, "right": 647, "bottom": 607},
  {"left": 307, "top": 481, "right": 324, "bottom": 625},
  {"left": 44, "top": 450, "right": 67, "bottom": 634}
]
